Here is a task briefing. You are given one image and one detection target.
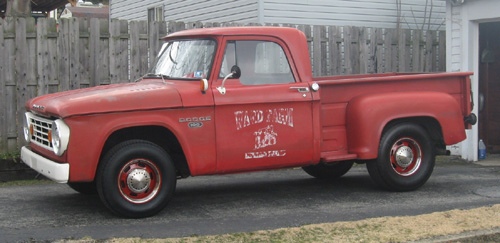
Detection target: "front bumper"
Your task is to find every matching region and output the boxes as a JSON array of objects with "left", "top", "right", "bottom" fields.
[{"left": 20, "top": 146, "right": 69, "bottom": 183}]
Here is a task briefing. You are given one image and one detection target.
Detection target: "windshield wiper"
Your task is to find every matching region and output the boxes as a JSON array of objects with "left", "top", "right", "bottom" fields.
[
  {"left": 144, "top": 73, "right": 170, "bottom": 79},
  {"left": 135, "top": 73, "right": 171, "bottom": 82}
]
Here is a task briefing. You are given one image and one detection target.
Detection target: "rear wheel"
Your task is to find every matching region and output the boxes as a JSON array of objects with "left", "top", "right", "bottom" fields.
[
  {"left": 366, "top": 123, "right": 435, "bottom": 191},
  {"left": 302, "top": 161, "right": 354, "bottom": 179},
  {"left": 96, "top": 140, "right": 176, "bottom": 218}
]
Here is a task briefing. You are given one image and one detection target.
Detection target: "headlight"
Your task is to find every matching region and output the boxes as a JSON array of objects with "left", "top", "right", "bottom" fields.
[
  {"left": 51, "top": 119, "right": 70, "bottom": 156},
  {"left": 23, "top": 112, "right": 32, "bottom": 142}
]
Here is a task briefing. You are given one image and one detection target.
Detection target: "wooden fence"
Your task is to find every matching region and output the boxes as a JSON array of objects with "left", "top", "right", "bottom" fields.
[{"left": 0, "top": 17, "right": 445, "bottom": 153}]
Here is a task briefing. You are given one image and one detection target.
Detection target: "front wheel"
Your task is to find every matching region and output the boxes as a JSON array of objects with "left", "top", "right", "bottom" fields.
[
  {"left": 96, "top": 140, "right": 177, "bottom": 218},
  {"left": 366, "top": 123, "right": 435, "bottom": 191}
]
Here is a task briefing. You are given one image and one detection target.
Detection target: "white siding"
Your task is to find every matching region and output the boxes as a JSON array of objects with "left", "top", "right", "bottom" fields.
[
  {"left": 262, "top": 0, "right": 446, "bottom": 30},
  {"left": 163, "top": 0, "right": 259, "bottom": 23},
  {"left": 111, "top": 0, "right": 259, "bottom": 23},
  {"left": 449, "top": 5, "right": 462, "bottom": 72},
  {"left": 111, "top": 0, "right": 164, "bottom": 21},
  {"left": 111, "top": 0, "right": 445, "bottom": 30}
]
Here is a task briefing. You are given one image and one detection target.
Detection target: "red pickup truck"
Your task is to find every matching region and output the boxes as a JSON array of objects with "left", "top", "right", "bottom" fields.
[{"left": 20, "top": 27, "right": 476, "bottom": 218}]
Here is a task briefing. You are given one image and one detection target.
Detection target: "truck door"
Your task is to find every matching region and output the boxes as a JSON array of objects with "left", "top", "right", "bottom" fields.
[{"left": 213, "top": 38, "right": 315, "bottom": 173}]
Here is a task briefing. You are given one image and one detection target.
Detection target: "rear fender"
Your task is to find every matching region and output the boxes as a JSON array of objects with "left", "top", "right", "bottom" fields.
[{"left": 346, "top": 92, "right": 466, "bottom": 159}]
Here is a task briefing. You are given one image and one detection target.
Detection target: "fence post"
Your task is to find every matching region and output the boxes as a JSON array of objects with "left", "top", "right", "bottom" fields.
[
  {"left": 344, "top": 26, "right": 361, "bottom": 74},
  {"left": 373, "top": 28, "right": 384, "bottom": 73},
  {"left": 36, "top": 18, "right": 58, "bottom": 95},
  {"left": 328, "top": 26, "right": 342, "bottom": 75},
  {"left": 425, "top": 30, "right": 435, "bottom": 72},
  {"left": 46, "top": 19, "right": 57, "bottom": 94},
  {"left": 36, "top": 18, "right": 48, "bottom": 96},
  {"left": 385, "top": 28, "right": 398, "bottom": 72},
  {"left": 2, "top": 18, "right": 16, "bottom": 152},
  {"left": 69, "top": 17, "right": 81, "bottom": 89},
  {"left": 58, "top": 18, "right": 70, "bottom": 92},
  {"left": 368, "top": 28, "right": 375, "bottom": 74},
  {"left": 13, "top": 17, "right": 35, "bottom": 149},
  {"left": 110, "top": 19, "right": 129, "bottom": 84},
  {"left": 398, "top": 29, "right": 411, "bottom": 72},
  {"left": 99, "top": 19, "right": 110, "bottom": 85},
  {"left": 78, "top": 18, "right": 91, "bottom": 88},
  {"left": 89, "top": 18, "right": 100, "bottom": 86},
  {"left": 312, "top": 25, "right": 327, "bottom": 76},
  {"left": 412, "top": 30, "right": 423, "bottom": 72},
  {"left": 130, "top": 21, "right": 148, "bottom": 82},
  {"left": 359, "top": 27, "right": 370, "bottom": 74},
  {"left": 0, "top": 18, "right": 5, "bottom": 153}
]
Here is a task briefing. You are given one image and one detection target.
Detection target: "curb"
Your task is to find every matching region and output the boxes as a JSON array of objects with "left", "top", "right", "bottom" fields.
[{"left": 413, "top": 227, "right": 500, "bottom": 243}]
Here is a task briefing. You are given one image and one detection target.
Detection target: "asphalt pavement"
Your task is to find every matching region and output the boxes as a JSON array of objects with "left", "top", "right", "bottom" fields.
[{"left": 1, "top": 156, "right": 500, "bottom": 242}]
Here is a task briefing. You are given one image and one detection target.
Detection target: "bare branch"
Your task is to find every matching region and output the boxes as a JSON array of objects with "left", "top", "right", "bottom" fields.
[
  {"left": 422, "top": 0, "right": 429, "bottom": 31},
  {"left": 428, "top": 0, "right": 434, "bottom": 31},
  {"left": 410, "top": 7, "right": 419, "bottom": 30}
]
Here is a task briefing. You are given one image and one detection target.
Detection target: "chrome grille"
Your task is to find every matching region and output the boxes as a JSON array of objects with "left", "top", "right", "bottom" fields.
[{"left": 29, "top": 115, "right": 53, "bottom": 150}]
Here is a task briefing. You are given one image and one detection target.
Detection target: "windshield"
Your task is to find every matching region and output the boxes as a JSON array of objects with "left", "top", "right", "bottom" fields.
[{"left": 148, "top": 39, "right": 217, "bottom": 80}]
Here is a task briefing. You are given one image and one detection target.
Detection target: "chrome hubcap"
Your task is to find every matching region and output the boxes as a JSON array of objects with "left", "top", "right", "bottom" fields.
[
  {"left": 390, "top": 137, "right": 422, "bottom": 177},
  {"left": 118, "top": 159, "right": 161, "bottom": 204},
  {"left": 395, "top": 146, "right": 414, "bottom": 168},
  {"left": 127, "top": 168, "right": 151, "bottom": 194}
]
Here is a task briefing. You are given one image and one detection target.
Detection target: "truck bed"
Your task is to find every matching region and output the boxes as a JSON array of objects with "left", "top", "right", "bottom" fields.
[{"left": 313, "top": 72, "right": 473, "bottom": 161}]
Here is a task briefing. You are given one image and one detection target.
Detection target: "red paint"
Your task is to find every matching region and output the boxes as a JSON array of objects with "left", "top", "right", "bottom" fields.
[{"left": 23, "top": 27, "right": 473, "bottom": 183}]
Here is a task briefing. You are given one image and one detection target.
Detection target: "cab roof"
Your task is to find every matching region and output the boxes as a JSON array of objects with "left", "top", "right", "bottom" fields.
[{"left": 165, "top": 26, "right": 302, "bottom": 38}]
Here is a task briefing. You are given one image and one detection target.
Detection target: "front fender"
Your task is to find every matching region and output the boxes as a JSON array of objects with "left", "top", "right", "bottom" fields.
[
  {"left": 346, "top": 91, "right": 466, "bottom": 159},
  {"left": 65, "top": 109, "right": 216, "bottom": 182}
]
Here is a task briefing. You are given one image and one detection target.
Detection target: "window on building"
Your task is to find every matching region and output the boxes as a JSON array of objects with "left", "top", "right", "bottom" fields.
[{"left": 147, "top": 5, "right": 164, "bottom": 32}]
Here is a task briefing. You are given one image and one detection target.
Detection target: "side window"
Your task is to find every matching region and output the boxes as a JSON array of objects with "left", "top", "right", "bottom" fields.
[
  {"left": 219, "top": 40, "right": 295, "bottom": 85},
  {"left": 220, "top": 42, "right": 236, "bottom": 78}
]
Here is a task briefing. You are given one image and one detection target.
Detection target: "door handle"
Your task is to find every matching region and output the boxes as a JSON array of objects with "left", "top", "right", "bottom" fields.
[{"left": 289, "top": 87, "right": 310, "bottom": 92}]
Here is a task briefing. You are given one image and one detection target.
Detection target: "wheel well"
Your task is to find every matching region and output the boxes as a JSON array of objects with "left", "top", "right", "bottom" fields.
[
  {"left": 99, "top": 126, "right": 190, "bottom": 178},
  {"left": 383, "top": 117, "right": 446, "bottom": 152}
]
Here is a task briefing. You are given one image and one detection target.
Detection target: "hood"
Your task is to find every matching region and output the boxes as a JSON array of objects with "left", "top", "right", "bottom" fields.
[{"left": 26, "top": 80, "right": 183, "bottom": 118}]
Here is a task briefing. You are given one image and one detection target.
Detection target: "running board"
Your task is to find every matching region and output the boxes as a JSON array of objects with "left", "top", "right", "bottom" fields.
[{"left": 320, "top": 152, "right": 358, "bottom": 162}]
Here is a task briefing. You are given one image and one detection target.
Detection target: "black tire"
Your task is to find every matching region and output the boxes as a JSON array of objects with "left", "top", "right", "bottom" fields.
[
  {"left": 302, "top": 161, "right": 354, "bottom": 179},
  {"left": 96, "top": 140, "right": 177, "bottom": 218},
  {"left": 366, "top": 123, "right": 435, "bottom": 192},
  {"left": 68, "top": 181, "right": 97, "bottom": 195}
]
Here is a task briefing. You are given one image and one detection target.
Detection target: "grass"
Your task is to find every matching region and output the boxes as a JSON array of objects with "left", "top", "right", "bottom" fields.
[
  {"left": 0, "top": 151, "right": 20, "bottom": 161},
  {"left": 52, "top": 204, "right": 500, "bottom": 243},
  {"left": 0, "top": 179, "right": 54, "bottom": 187}
]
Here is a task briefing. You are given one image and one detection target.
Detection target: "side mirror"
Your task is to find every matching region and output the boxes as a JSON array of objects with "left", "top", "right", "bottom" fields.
[
  {"left": 217, "top": 65, "right": 241, "bottom": 95},
  {"left": 230, "top": 65, "right": 241, "bottom": 79}
]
